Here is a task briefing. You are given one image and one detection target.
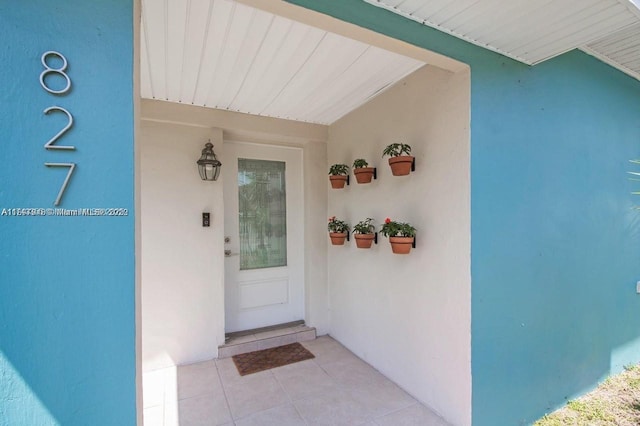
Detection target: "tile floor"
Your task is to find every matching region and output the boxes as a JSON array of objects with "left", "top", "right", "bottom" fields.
[{"left": 143, "top": 336, "right": 450, "bottom": 426}]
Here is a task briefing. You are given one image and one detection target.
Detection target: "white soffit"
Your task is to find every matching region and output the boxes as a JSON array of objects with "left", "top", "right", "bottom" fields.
[
  {"left": 364, "top": 0, "right": 640, "bottom": 80},
  {"left": 140, "top": 0, "right": 426, "bottom": 125},
  {"left": 583, "top": 22, "right": 640, "bottom": 80}
]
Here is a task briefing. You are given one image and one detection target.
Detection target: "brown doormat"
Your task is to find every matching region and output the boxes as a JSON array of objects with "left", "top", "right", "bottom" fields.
[{"left": 232, "top": 342, "right": 315, "bottom": 376}]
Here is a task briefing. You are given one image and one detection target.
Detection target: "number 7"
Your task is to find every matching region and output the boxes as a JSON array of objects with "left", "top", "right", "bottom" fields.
[{"left": 45, "top": 162, "right": 76, "bottom": 206}]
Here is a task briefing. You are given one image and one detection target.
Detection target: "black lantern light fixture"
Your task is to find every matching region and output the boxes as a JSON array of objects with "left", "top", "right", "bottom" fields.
[{"left": 197, "top": 141, "right": 222, "bottom": 181}]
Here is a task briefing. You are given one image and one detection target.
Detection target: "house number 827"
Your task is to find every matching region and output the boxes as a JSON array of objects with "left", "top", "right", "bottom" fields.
[{"left": 40, "top": 51, "right": 76, "bottom": 206}]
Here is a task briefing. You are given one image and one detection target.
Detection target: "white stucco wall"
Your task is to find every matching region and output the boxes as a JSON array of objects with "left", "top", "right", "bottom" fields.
[
  {"left": 326, "top": 65, "right": 471, "bottom": 425},
  {"left": 140, "top": 121, "right": 226, "bottom": 371},
  {"left": 140, "top": 102, "right": 329, "bottom": 370},
  {"left": 303, "top": 141, "right": 329, "bottom": 335},
  {"left": 139, "top": 64, "right": 470, "bottom": 422}
]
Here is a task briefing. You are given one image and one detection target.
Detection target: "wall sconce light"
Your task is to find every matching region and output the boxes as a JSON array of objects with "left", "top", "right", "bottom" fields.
[{"left": 197, "top": 141, "right": 222, "bottom": 181}]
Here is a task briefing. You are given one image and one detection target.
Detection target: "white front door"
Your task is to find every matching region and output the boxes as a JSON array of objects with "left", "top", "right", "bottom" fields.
[{"left": 223, "top": 141, "right": 304, "bottom": 333}]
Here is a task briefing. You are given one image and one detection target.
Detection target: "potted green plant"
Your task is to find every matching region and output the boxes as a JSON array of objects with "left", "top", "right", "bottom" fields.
[
  {"left": 328, "top": 164, "right": 350, "bottom": 189},
  {"left": 352, "top": 218, "right": 376, "bottom": 249},
  {"left": 352, "top": 159, "right": 375, "bottom": 184},
  {"left": 328, "top": 216, "right": 350, "bottom": 245},
  {"left": 380, "top": 217, "right": 416, "bottom": 254},
  {"left": 382, "top": 143, "right": 414, "bottom": 176}
]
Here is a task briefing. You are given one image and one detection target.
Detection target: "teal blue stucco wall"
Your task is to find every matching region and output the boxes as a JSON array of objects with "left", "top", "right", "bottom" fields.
[
  {"left": 469, "top": 51, "right": 640, "bottom": 425},
  {"left": 287, "top": 1, "right": 640, "bottom": 425},
  {"left": 0, "top": 0, "right": 136, "bottom": 425}
]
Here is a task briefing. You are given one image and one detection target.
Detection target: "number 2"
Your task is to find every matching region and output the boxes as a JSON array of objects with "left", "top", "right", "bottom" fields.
[{"left": 43, "top": 106, "right": 75, "bottom": 150}]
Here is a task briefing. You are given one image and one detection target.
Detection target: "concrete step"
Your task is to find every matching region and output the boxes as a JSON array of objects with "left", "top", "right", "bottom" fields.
[{"left": 218, "top": 324, "right": 316, "bottom": 358}]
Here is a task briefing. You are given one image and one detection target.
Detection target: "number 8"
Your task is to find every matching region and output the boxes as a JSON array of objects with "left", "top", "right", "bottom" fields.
[{"left": 40, "top": 51, "right": 71, "bottom": 94}]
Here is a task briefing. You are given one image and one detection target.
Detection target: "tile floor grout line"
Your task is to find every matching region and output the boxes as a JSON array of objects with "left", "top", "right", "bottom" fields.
[
  {"left": 158, "top": 402, "right": 166, "bottom": 426},
  {"left": 292, "top": 361, "right": 338, "bottom": 426},
  {"left": 160, "top": 370, "right": 169, "bottom": 426},
  {"left": 293, "top": 402, "right": 311, "bottom": 426},
  {"left": 315, "top": 357, "right": 337, "bottom": 379},
  {"left": 225, "top": 366, "right": 289, "bottom": 422},
  {"left": 232, "top": 401, "right": 295, "bottom": 424},
  {"left": 175, "top": 389, "right": 220, "bottom": 402},
  {"left": 371, "top": 400, "right": 419, "bottom": 421},
  {"left": 214, "top": 358, "right": 236, "bottom": 424},
  {"left": 270, "top": 363, "right": 311, "bottom": 425},
  {"left": 271, "top": 366, "right": 294, "bottom": 404}
]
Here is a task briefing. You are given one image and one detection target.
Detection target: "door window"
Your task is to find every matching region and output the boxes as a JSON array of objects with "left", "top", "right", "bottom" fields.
[{"left": 238, "top": 159, "right": 287, "bottom": 270}]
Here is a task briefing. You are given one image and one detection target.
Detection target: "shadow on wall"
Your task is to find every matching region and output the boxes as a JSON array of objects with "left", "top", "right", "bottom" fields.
[
  {"left": 0, "top": 353, "right": 58, "bottom": 425},
  {"left": 0, "top": 245, "right": 137, "bottom": 425}
]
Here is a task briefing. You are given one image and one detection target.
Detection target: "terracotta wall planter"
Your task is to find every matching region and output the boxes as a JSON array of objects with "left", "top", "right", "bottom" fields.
[
  {"left": 329, "top": 232, "right": 348, "bottom": 245},
  {"left": 353, "top": 167, "right": 375, "bottom": 184},
  {"left": 329, "top": 175, "right": 348, "bottom": 189},
  {"left": 388, "top": 156, "right": 414, "bottom": 176},
  {"left": 389, "top": 236, "right": 415, "bottom": 254},
  {"left": 354, "top": 233, "right": 375, "bottom": 249}
]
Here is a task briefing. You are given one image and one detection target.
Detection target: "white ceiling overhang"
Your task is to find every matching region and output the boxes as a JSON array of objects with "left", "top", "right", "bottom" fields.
[
  {"left": 141, "top": 0, "right": 639, "bottom": 126},
  {"left": 140, "top": 0, "right": 426, "bottom": 125},
  {"left": 364, "top": 0, "right": 640, "bottom": 81}
]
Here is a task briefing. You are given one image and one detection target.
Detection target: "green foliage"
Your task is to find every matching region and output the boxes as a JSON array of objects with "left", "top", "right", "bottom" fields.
[
  {"left": 534, "top": 415, "right": 564, "bottom": 426},
  {"left": 352, "top": 158, "right": 369, "bottom": 169},
  {"left": 327, "top": 216, "right": 349, "bottom": 233},
  {"left": 566, "top": 400, "right": 616, "bottom": 421},
  {"left": 379, "top": 218, "right": 416, "bottom": 237},
  {"left": 382, "top": 143, "right": 411, "bottom": 158},
  {"left": 352, "top": 218, "right": 375, "bottom": 234},
  {"left": 628, "top": 377, "right": 640, "bottom": 389},
  {"left": 328, "top": 163, "right": 349, "bottom": 176},
  {"left": 534, "top": 362, "right": 640, "bottom": 425}
]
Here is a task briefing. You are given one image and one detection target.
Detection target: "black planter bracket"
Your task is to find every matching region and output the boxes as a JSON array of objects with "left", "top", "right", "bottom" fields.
[
  {"left": 373, "top": 167, "right": 377, "bottom": 180},
  {"left": 346, "top": 232, "right": 350, "bottom": 242},
  {"left": 346, "top": 175, "right": 350, "bottom": 186},
  {"left": 412, "top": 236, "right": 416, "bottom": 248},
  {"left": 374, "top": 232, "right": 378, "bottom": 245},
  {"left": 411, "top": 158, "right": 416, "bottom": 172}
]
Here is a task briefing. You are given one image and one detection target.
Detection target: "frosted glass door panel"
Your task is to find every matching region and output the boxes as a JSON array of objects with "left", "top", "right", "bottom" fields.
[{"left": 238, "top": 159, "right": 287, "bottom": 270}]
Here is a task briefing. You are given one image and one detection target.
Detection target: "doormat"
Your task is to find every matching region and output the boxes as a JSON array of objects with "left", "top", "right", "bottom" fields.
[{"left": 232, "top": 342, "right": 315, "bottom": 376}]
